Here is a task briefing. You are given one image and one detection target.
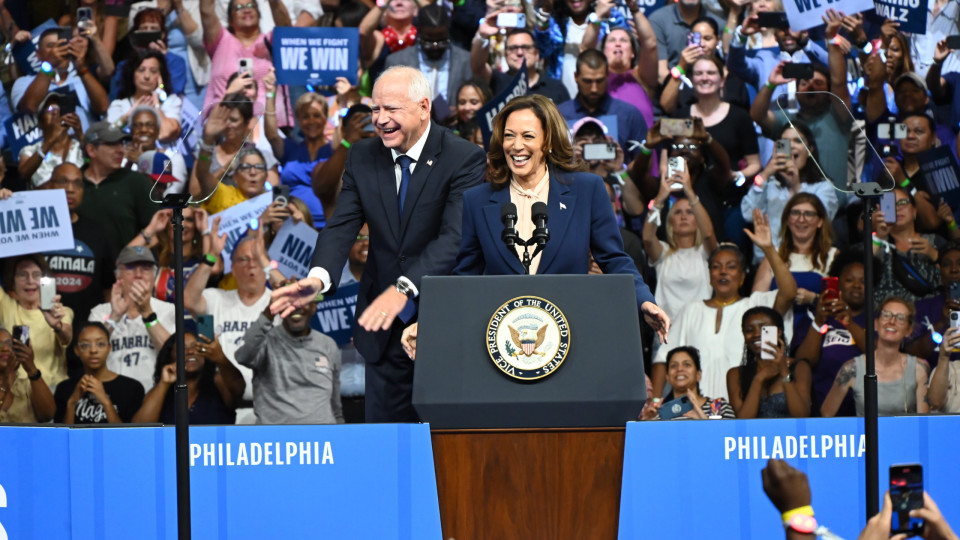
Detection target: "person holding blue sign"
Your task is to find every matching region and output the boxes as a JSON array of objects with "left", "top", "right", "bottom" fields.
[{"left": 262, "top": 68, "right": 333, "bottom": 227}]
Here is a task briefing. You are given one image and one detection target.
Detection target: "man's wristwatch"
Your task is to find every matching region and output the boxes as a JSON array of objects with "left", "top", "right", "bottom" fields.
[
  {"left": 28, "top": 369, "right": 42, "bottom": 382},
  {"left": 395, "top": 277, "right": 415, "bottom": 298},
  {"left": 587, "top": 12, "right": 602, "bottom": 27}
]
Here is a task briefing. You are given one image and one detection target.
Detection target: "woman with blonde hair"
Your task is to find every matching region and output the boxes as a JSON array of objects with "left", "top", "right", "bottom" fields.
[{"left": 642, "top": 151, "right": 717, "bottom": 326}]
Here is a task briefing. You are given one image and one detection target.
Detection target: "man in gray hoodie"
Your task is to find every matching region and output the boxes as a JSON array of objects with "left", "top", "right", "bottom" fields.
[{"left": 236, "top": 294, "right": 343, "bottom": 425}]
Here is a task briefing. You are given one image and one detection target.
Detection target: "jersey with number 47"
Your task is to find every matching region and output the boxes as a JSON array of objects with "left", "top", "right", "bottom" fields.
[{"left": 89, "top": 298, "right": 176, "bottom": 392}]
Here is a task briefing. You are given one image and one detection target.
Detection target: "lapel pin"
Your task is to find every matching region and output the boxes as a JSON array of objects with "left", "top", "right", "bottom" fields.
[
  {"left": 560, "top": 202, "right": 567, "bottom": 210},
  {"left": 427, "top": 159, "right": 434, "bottom": 166}
]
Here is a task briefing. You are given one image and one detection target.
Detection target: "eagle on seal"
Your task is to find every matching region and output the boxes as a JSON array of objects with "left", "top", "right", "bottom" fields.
[{"left": 509, "top": 324, "right": 547, "bottom": 356}]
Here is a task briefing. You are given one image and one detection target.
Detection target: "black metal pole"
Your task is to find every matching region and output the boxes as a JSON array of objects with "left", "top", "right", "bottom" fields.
[
  {"left": 856, "top": 183, "right": 881, "bottom": 519},
  {"left": 164, "top": 193, "right": 192, "bottom": 539}
]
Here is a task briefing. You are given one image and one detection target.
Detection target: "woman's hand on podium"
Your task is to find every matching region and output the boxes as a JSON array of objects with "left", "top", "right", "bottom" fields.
[{"left": 401, "top": 323, "right": 418, "bottom": 361}]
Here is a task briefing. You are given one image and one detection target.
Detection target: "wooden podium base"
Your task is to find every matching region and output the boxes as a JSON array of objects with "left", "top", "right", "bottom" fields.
[{"left": 431, "top": 428, "right": 626, "bottom": 540}]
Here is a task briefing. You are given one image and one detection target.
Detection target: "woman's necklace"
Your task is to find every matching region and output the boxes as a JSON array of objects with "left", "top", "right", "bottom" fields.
[
  {"left": 713, "top": 297, "right": 739, "bottom": 308},
  {"left": 383, "top": 24, "right": 416, "bottom": 53}
]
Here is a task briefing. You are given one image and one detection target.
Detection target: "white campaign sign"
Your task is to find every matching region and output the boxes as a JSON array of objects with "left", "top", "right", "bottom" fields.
[
  {"left": 0, "top": 190, "right": 73, "bottom": 257},
  {"left": 783, "top": 0, "right": 873, "bottom": 30},
  {"left": 206, "top": 192, "right": 273, "bottom": 273},
  {"left": 267, "top": 218, "right": 318, "bottom": 279}
]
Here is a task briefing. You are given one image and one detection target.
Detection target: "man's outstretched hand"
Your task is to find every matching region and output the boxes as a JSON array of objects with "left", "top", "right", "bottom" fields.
[{"left": 270, "top": 277, "right": 324, "bottom": 318}]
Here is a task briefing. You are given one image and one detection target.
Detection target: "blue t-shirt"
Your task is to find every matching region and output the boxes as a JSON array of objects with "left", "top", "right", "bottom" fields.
[
  {"left": 279, "top": 139, "right": 333, "bottom": 227},
  {"left": 557, "top": 95, "right": 647, "bottom": 161}
]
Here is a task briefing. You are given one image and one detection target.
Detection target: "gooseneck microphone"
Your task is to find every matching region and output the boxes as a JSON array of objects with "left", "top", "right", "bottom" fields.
[
  {"left": 500, "top": 202, "right": 519, "bottom": 248},
  {"left": 531, "top": 201, "right": 550, "bottom": 248}
]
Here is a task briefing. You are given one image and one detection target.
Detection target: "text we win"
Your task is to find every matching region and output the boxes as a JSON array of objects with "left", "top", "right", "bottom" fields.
[{"left": 279, "top": 47, "right": 349, "bottom": 71}]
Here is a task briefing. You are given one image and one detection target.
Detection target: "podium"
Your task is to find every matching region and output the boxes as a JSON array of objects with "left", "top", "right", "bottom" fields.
[{"left": 413, "top": 275, "right": 645, "bottom": 539}]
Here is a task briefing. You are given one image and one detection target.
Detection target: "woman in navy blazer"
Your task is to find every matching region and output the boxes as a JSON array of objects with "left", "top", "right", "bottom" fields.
[{"left": 401, "top": 94, "right": 669, "bottom": 357}]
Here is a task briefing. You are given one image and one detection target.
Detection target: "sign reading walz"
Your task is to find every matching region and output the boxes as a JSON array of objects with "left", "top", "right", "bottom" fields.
[{"left": 486, "top": 295, "right": 570, "bottom": 381}]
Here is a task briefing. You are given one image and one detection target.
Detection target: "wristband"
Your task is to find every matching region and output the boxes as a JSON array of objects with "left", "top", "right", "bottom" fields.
[
  {"left": 202, "top": 253, "right": 217, "bottom": 266},
  {"left": 674, "top": 65, "right": 686, "bottom": 76},
  {"left": 753, "top": 174, "right": 764, "bottom": 187},
  {"left": 900, "top": 178, "right": 911, "bottom": 188},
  {"left": 142, "top": 312, "right": 159, "bottom": 328},
  {"left": 28, "top": 369, "right": 42, "bottom": 382},
  {"left": 638, "top": 140, "right": 652, "bottom": 156},
  {"left": 40, "top": 61, "right": 54, "bottom": 75},
  {"left": 781, "top": 505, "right": 815, "bottom": 525},
  {"left": 265, "top": 92, "right": 276, "bottom": 99},
  {"left": 723, "top": 26, "right": 733, "bottom": 34},
  {"left": 617, "top": 171, "right": 630, "bottom": 185},
  {"left": 341, "top": 138, "right": 352, "bottom": 149},
  {"left": 77, "top": 65, "right": 90, "bottom": 77},
  {"left": 735, "top": 27, "right": 747, "bottom": 44},
  {"left": 950, "top": 220, "right": 958, "bottom": 231},
  {"left": 766, "top": 81, "right": 776, "bottom": 89},
  {"left": 689, "top": 196, "right": 701, "bottom": 207},
  {"left": 140, "top": 229, "right": 153, "bottom": 243},
  {"left": 196, "top": 153, "right": 211, "bottom": 162},
  {"left": 198, "top": 140, "right": 216, "bottom": 153}
]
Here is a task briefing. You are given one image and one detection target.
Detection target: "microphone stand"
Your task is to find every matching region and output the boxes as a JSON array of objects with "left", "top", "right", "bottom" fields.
[
  {"left": 855, "top": 182, "right": 882, "bottom": 519},
  {"left": 162, "top": 192, "right": 193, "bottom": 539},
  {"left": 508, "top": 236, "right": 547, "bottom": 275}
]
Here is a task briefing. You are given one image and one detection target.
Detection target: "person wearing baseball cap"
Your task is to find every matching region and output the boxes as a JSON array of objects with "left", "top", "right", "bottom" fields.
[
  {"left": 77, "top": 121, "right": 158, "bottom": 257},
  {"left": 88, "top": 246, "right": 176, "bottom": 392}
]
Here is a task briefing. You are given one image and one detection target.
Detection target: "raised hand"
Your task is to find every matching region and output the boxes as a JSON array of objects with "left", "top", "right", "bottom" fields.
[
  {"left": 744, "top": 208, "right": 773, "bottom": 249},
  {"left": 270, "top": 278, "right": 324, "bottom": 318}
]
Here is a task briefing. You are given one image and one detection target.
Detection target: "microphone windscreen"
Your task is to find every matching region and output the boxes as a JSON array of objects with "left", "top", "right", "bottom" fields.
[
  {"left": 501, "top": 202, "right": 518, "bottom": 223},
  {"left": 531, "top": 201, "right": 548, "bottom": 221}
]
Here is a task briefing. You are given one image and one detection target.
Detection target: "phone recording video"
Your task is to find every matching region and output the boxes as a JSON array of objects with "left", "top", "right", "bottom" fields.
[{"left": 889, "top": 464, "right": 924, "bottom": 536}]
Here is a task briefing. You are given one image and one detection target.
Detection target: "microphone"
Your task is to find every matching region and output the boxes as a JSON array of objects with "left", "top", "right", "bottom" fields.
[
  {"left": 500, "top": 202, "right": 519, "bottom": 247},
  {"left": 531, "top": 201, "right": 549, "bottom": 248}
]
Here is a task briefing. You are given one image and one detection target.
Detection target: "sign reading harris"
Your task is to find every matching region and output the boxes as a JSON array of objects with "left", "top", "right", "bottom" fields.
[
  {"left": 783, "top": 0, "right": 874, "bottom": 31},
  {"left": 0, "top": 190, "right": 73, "bottom": 256},
  {"left": 272, "top": 27, "right": 359, "bottom": 86},
  {"left": 873, "top": 0, "right": 927, "bottom": 34},
  {"left": 477, "top": 63, "right": 529, "bottom": 148},
  {"left": 11, "top": 19, "right": 58, "bottom": 76},
  {"left": 267, "top": 218, "right": 317, "bottom": 279},
  {"left": 206, "top": 191, "right": 273, "bottom": 273}
]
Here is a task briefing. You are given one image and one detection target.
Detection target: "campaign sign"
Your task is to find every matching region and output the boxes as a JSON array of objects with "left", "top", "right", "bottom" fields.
[
  {"left": 273, "top": 27, "right": 359, "bottom": 86},
  {"left": 918, "top": 145, "right": 960, "bottom": 221},
  {"left": 0, "top": 190, "right": 74, "bottom": 257},
  {"left": 3, "top": 113, "right": 42, "bottom": 163},
  {"left": 619, "top": 416, "right": 960, "bottom": 539},
  {"left": 11, "top": 19, "right": 58, "bottom": 76},
  {"left": 477, "top": 63, "right": 528, "bottom": 147},
  {"left": 312, "top": 281, "right": 360, "bottom": 346},
  {"left": 615, "top": 0, "right": 665, "bottom": 16},
  {"left": 206, "top": 191, "right": 273, "bottom": 273},
  {"left": 874, "top": 0, "right": 927, "bottom": 34},
  {"left": 783, "top": 0, "right": 874, "bottom": 30},
  {"left": 267, "top": 218, "right": 318, "bottom": 279},
  {"left": 0, "top": 423, "right": 442, "bottom": 539}
]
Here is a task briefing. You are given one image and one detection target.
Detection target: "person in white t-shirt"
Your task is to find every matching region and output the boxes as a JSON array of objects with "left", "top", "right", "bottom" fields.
[
  {"left": 184, "top": 227, "right": 282, "bottom": 423},
  {"left": 89, "top": 246, "right": 175, "bottom": 391}
]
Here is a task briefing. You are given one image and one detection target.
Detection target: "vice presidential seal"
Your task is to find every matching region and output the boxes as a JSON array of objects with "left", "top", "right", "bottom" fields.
[{"left": 486, "top": 296, "right": 570, "bottom": 381}]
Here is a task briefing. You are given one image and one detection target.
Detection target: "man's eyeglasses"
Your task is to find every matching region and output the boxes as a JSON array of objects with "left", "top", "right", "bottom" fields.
[
  {"left": 14, "top": 271, "right": 43, "bottom": 281},
  {"left": 670, "top": 143, "right": 699, "bottom": 151},
  {"left": 506, "top": 44, "right": 535, "bottom": 53},
  {"left": 237, "top": 163, "right": 267, "bottom": 172},
  {"left": 45, "top": 105, "right": 60, "bottom": 114},
  {"left": 788, "top": 209, "right": 818, "bottom": 220},
  {"left": 895, "top": 199, "right": 911, "bottom": 207},
  {"left": 878, "top": 310, "right": 910, "bottom": 323},
  {"left": 233, "top": 2, "right": 257, "bottom": 11},
  {"left": 49, "top": 178, "right": 84, "bottom": 189},
  {"left": 420, "top": 39, "right": 450, "bottom": 49}
]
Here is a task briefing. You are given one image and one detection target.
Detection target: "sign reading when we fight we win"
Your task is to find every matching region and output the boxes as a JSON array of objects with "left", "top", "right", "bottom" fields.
[{"left": 0, "top": 190, "right": 73, "bottom": 257}]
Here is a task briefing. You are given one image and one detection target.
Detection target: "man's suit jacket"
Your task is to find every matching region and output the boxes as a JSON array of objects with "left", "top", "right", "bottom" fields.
[
  {"left": 383, "top": 45, "right": 473, "bottom": 105},
  {"left": 311, "top": 123, "right": 486, "bottom": 363},
  {"left": 453, "top": 170, "right": 657, "bottom": 309}
]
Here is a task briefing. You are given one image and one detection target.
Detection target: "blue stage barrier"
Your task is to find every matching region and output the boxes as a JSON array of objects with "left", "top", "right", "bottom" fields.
[
  {"left": 0, "top": 424, "right": 441, "bottom": 539},
  {"left": 619, "top": 416, "right": 960, "bottom": 539}
]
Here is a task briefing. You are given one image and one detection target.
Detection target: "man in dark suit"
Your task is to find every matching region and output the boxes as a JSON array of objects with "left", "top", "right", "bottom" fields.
[
  {"left": 384, "top": 4, "right": 472, "bottom": 120},
  {"left": 270, "top": 66, "right": 486, "bottom": 422}
]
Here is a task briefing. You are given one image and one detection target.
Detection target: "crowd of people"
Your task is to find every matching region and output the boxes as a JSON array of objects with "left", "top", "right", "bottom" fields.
[{"left": 2, "top": 0, "right": 960, "bottom": 426}]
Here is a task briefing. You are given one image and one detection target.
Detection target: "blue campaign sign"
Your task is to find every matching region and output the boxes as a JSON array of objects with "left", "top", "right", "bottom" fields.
[
  {"left": 3, "top": 113, "right": 42, "bottom": 162},
  {"left": 12, "top": 19, "right": 59, "bottom": 76},
  {"left": 874, "top": 0, "right": 927, "bottom": 34},
  {"left": 614, "top": 0, "right": 664, "bottom": 17},
  {"left": 619, "top": 417, "right": 960, "bottom": 539},
  {"left": 273, "top": 27, "right": 359, "bottom": 86},
  {"left": 312, "top": 281, "right": 360, "bottom": 346},
  {"left": 477, "top": 63, "right": 529, "bottom": 147},
  {"left": 919, "top": 145, "right": 960, "bottom": 221},
  {"left": 0, "top": 423, "right": 441, "bottom": 539}
]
